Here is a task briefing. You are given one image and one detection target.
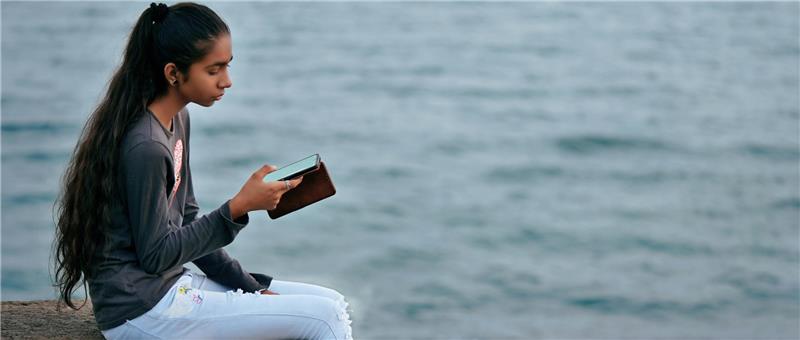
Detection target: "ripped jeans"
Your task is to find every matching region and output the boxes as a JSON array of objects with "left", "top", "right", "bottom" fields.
[{"left": 100, "top": 270, "right": 354, "bottom": 339}]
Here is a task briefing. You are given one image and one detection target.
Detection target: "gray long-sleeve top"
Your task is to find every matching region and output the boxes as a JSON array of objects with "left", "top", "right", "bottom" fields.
[{"left": 87, "top": 107, "right": 272, "bottom": 331}]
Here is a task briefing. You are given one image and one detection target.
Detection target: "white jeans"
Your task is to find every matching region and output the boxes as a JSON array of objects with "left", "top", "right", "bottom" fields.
[{"left": 101, "top": 270, "right": 353, "bottom": 339}]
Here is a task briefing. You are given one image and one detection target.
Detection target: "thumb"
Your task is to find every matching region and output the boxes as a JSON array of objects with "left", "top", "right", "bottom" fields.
[{"left": 255, "top": 164, "right": 277, "bottom": 179}]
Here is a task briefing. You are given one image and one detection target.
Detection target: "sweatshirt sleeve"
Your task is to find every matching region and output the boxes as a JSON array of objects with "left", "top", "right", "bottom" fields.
[
  {"left": 181, "top": 149, "right": 271, "bottom": 292},
  {"left": 192, "top": 249, "right": 273, "bottom": 292},
  {"left": 123, "top": 140, "right": 247, "bottom": 275},
  {"left": 181, "top": 164, "right": 201, "bottom": 226}
]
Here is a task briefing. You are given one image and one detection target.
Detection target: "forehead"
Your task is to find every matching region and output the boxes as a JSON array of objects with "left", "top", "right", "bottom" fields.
[{"left": 197, "top": 34, "right": 232, "bottom": 67}]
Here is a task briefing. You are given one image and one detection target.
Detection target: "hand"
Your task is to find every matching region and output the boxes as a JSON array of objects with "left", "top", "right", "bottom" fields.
[
  {"left": 260, "top": 289, "right": 279, "bottom": 295},
  {"left": 229, "top": 164, "right": 303, "bottom": 219}
]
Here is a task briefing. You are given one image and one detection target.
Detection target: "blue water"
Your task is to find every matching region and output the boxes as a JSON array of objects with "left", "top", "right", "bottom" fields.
[{"left": 2, "top": 2, "right": 798, "bottom": 338}]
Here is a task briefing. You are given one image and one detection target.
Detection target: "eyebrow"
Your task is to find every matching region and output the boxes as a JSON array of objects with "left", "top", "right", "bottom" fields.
[{"left": 206, "top": 55, "right": 233, "bottom": 69}]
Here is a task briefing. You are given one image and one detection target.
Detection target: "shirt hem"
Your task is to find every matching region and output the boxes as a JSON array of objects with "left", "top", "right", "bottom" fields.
[{"left": 96, "top": 303, "right": 154, "bottom": 331}]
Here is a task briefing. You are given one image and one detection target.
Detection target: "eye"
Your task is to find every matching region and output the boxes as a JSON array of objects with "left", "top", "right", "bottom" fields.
[{"left": 208, "top": 64, "right": 230, "bottom": 76}]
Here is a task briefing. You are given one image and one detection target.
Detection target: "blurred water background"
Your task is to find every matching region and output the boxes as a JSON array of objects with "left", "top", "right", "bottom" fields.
[{"left": 2, "top": 1, "right": 798, "bottom": 338}]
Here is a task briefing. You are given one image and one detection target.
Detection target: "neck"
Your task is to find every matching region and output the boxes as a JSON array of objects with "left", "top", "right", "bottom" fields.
[{"left": 147, "top": 93, "right": 188, "bottom": 132}]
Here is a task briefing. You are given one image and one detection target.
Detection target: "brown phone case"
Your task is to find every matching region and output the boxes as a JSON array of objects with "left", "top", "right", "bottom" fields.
[{"left": 267, "top": 161, "right": 336, "bottom": 219}]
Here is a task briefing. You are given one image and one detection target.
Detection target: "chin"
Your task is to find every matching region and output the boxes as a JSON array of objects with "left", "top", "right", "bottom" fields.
[{"left": 194, "top": 100, "right": 215, "bottom": 107}]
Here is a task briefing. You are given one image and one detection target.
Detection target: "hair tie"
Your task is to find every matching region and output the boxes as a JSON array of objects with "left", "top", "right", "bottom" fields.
[{"left": 150, "top": 2, "right": 169, "bottom": 24}]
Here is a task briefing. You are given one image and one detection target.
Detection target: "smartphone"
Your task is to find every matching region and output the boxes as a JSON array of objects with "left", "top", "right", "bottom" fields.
[{"left": 263, "top": 154, "right": 320, "bottom": 182}]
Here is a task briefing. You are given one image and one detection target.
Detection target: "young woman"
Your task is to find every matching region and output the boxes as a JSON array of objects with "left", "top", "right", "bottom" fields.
[{"left": 52, "top": 3, "right": 353, "bottom": 339}]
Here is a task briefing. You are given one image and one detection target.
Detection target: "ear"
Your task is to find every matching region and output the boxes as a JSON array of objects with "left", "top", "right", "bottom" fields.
[{"left": 162, "top": 63, "right": 183, "bottom": 86}]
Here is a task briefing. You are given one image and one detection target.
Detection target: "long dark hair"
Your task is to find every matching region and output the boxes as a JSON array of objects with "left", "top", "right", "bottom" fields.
[{"left": 51, "top": 2, "right": 230, "bottom": 310}]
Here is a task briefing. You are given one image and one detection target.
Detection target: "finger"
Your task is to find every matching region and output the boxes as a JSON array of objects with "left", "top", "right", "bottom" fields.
[
  {"left": 288, "top": 176, "right": 303, "bottom": 189},
  {"left": 280, "top": 180, "right": 293, "bottom": 193},
  {"left": 265, "top": 180, "right": 286, "bottom": 191},
  {"left": 254, "top": 164, "right": 277, "bottom": 179},
  {"left": 279, "top": 178, "right": 301, "bottom": 193}
]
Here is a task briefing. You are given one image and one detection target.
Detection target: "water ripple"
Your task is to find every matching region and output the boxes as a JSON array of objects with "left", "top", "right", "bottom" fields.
[
  {"left": 738, "top": 143, "right": 800, "bottom": 161},
  {"left": 1, "top": 121, "right": 75, "bottom": 133},
  {"left": 555, "top": 134, "right": 677, "bottom": 155},
  {"left": 567, "top": 295, "right": 731, "bottom": 320}
]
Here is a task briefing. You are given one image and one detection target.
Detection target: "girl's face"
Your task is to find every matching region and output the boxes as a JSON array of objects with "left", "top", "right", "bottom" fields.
[{"left": 177, "top": 34, "right": 233, "bottom": 107}]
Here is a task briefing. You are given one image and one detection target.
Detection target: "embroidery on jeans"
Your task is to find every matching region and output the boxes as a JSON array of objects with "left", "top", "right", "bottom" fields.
[{"left": 163, "top": 283, "right": 202, "bottom": 318}]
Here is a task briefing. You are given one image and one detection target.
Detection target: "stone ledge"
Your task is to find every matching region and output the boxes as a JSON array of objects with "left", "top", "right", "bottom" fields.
[{"left": 1, "top": 300, "right": 103, "bottom": 339}]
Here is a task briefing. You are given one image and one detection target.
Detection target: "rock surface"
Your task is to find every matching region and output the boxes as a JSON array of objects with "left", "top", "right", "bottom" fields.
[{"left": 1, "top": 299, "right": 103, "bottom": 339}]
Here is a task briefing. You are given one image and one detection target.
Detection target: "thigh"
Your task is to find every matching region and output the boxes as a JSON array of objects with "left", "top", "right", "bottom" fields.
[
  {"left": 101, "top": 320, "right": 160, "bottom": 340},
  {"left": 268, "top": 280, "right": 346, "bottom": 302},
  {"left": 190, "top": 272, "right": 233, "bottom": 292},
  {"left": 191, "top": 272, "right": 346, "bottom": 303},
  {"left": 132, "top": 283, "right": 351, "bottom": 339}
]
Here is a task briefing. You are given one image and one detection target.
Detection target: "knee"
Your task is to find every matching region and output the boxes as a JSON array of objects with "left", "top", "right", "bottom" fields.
[
  {"left": 316, "top": 284, "right": 346, "bottom": 302},
  {"left": 329, "top": 288, "right": 346, "bottom": 302},
  {"left": 315, "top": 297, "right": 353, "bottom": 340}
]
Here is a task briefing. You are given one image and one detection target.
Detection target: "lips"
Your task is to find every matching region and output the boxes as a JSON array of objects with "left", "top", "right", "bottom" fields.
[{"left": 213, "top": 93, "right": 224, "bottom": 100}]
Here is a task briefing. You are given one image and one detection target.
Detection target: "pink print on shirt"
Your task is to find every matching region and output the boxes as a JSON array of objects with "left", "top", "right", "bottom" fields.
[{"left": 168, "top": 139, "right": 183, "bottom": 207}]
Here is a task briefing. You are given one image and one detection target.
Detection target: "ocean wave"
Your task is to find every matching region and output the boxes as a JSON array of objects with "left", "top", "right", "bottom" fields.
[
  {"left": 1, "top": 150, "right": 69, "bottom": 163},
  {"left": 484, "top": 165, "right": 565, "bottom": 182},
  {"left": 566, "top": 295, "right": 731, "bottom": 319},
  {"left": 197, "top": 124, "right": 255, "bottom": 137},
  {"left": 605, "top": 168, "right": 701, "bottom": 184},
  {"left": 1, "top": 121, "right": 75, "bottom": 134},
  {"left": 769, "top": 197, "right": 800, "bottom": 210},
  {"left": 618, "top": 236, "right": 715, "bottom": 257},
  {"left": 732, "top": 244, "right": 799, "bottom": 263},
  {"left": 555, "top": 134, "right": 677, "bottom": 155},
  {"left": 4, "top": 192, "right": 56, "bottom": 207},
  {"left": 738, "top": 143, "right": 800, "bottom": 161},
  {"left": 713, "top": 268, "right": 800, "bottom": 301}
]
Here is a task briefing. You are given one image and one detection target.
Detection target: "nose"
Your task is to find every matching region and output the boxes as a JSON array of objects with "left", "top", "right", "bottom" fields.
[{"left": 220, "top": 72, "right": 232, "bottom": 89}]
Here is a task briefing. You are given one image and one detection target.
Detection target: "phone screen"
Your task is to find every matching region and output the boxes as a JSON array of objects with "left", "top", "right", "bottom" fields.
[{"left": 263, "top": 154, "right": 320, "bottom": 182}]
